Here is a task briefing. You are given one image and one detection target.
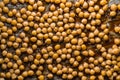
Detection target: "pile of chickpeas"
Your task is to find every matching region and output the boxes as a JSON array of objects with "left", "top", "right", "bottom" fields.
[{"left": 0, "top": 0, "right": 120, "bottom": 80}]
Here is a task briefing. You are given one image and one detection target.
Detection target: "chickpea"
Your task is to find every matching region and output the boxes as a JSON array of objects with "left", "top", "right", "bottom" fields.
[
  {"left": 77, "top": 72, "right": 83, "bottom": 77},
  {"left": 46, "top": 73, "right": 53, "bottom": 79},
  {"left": 81, "top": 76, "right": 87, "bottom": 80},
  {"left": 118, "top": 4, "right": 120, "bottom": 10},
  {"left": 50, "top": 4, "right": 56, "bottom": 11},
  {"left": 18, "top": 76, "right": 24, "bottom": 80},
  {"left": 62, "top": 74, "right": 67, "bottom": 79},
  {"left": 106, "top": 70, "right": 112, "bottom": 77},
  {"left": 55, "top": 0, "right": 61, "bottom": 4},
  {"left": 3, "top": 7, "right": 9, "bottom": 13},
  {"left": 0, "top": 2, "right": 4, "bottom": 8},
  {"left": 83, "top": 2, "right": 88, "bottom": 9},
  {"left": 110, "top": 11, "right": 116, "bottom": 17},
  {"left": 2, "top": 64, "right": 7, "bottom": 70},
  {"left": 67, "top": 74, "right": 73, "bottom": 79},
  {"left": 100, "top": 0, "right": 107, "bottom": 6},
  {"left": 38, "top": 6, "right": 45, "bottom": 12},
  {"left": 52, "top": 67, "right": 58, "bottom": 73},
  {"left": 111, "top": 4, "right": 117, "bottom": 11},
  {"left": 6, "top": 72, "right": 11, "bottom": 78}
]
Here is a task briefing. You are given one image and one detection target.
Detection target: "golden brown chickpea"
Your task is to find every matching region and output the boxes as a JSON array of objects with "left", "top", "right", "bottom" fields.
[
  {"left": 3, "top": 7, "right": 9, "bottom": 13},
  {"left": 6, "top": 52, "right": 13, "bottom": 58},
  {"left": 111, "top": 4, "right": 117, "bottom": 11},
  {"left": 7, "top": 61, "right": 13, "bottom": 68},
  {"left": 89, "top": 1, "right": 94, "bottom": 6},
  {"left": 28, "top": 55, "right": 34, "bottom": 62},
  {"left": 28, "top": 70, "right": 34, "bottom": 76},
  {"left": 26, "top": 48, "right": 33, "bottom": 54},
  {"left": 39, "top": 58, "right": 45, "bottom": 64},
  {"left": 18, "top": 75, "right": 24, "bottom": 80},
  {"left": 36, "top": 70, "right": 42, "bottom": 75},
  {"left": 118, "top": 4, "right": 120, "bottom": 10},
  {"left": 56, "top": 70, "right": 62, "bottom": 75},
  {"left": 38, "top": 6, "right": 45, "bottom": 12},
  {"left": 30, "top": 37, "right": 37, "bottom": 42},
  {"left": 78, "top": 72, "right": 83, "bottom": 77},
  {"left": 19, "top": 0, "right": 24, "bottom": 3},
  {"left": 11, "top": 0, "right": 18, "bottom": 4},
  {"left": 2, "top": 64, "right": 7, "bottom": 70},
  {"left": 30, "top": 64, "right": 37, "bottom": 69},
  {"left": 62, "top": 67, "right": 68, "bottom": 73},
  {"left": 38, "top": 75, "right": 45, "bottom": 80},
  {"left": 65, "top": 2, "right": 72, "bottom": 7},
  {"left": 106, "top": 70, "right": 112, "bottom": 77},
  {"left": 73, "top": 61, "right": 79, "bottom": 67},
  {"left": 103, "top": 4, "right": 108, "bottom": 11},
  {"left": 62, "top": 74, "right": 67, "bottom": 79},
  {"left": 6, "top": 72, "right": 11, "bottom": 78},
  {"left": 83, "top": 1, "right": 88, "bottom": 9},
  {"left": 34, "top": 59, "right": 39, "bottom": 65},
  {"left": 67, "top": 74, "right": 73, "bottom": 79},
  {"left": 90, "top": 75, "right": 96, "bottom": 80},
  {"left": 22, "top": 71, "right": 28, "bottom": 77},
  {"left": 0, "top": 2, "right": 4, "bottom": 8},
  {"left": 81, "top": 76, "right": 87, "bottom": 80},
  {"left": 52, "top": 67, "right": 58, "bottom": 73},
  {"left": 110, "top": 11, "right": 116, "bottom": 17},
  {"left": 47, "top": 73, "right": 53, "bottom": 79},
  {"left": 94, "top": 60, "right": 99, "bottom": 65},
  {"left": 114, "top": 38, "right": 120, "bottom": 45},
  {"left": 100, "top": 0, "right": 107, "bottom": 6},
  {"left": 116, "top": 75, "right": 120, "bottom": 80},
  {"left": 71, "top": 38, "right": 78, "bottom": 44},
  {"left": 52, "top": 36, "right": 59, "bottom": 42},
  {"left": 114, "top": 26, "right": 120, "bottom": 32},
  {"left": 50, "top": 4, "right": 56, "bottom": 11},
  {"left": 29, "top": 0, "right": 34, "bottom": 5},
  {"left": 73, "top": 50, "right": 80, "bottom": 56},
  {"left": 113, "top": 48, "right": 120, "bottom": 55}
]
